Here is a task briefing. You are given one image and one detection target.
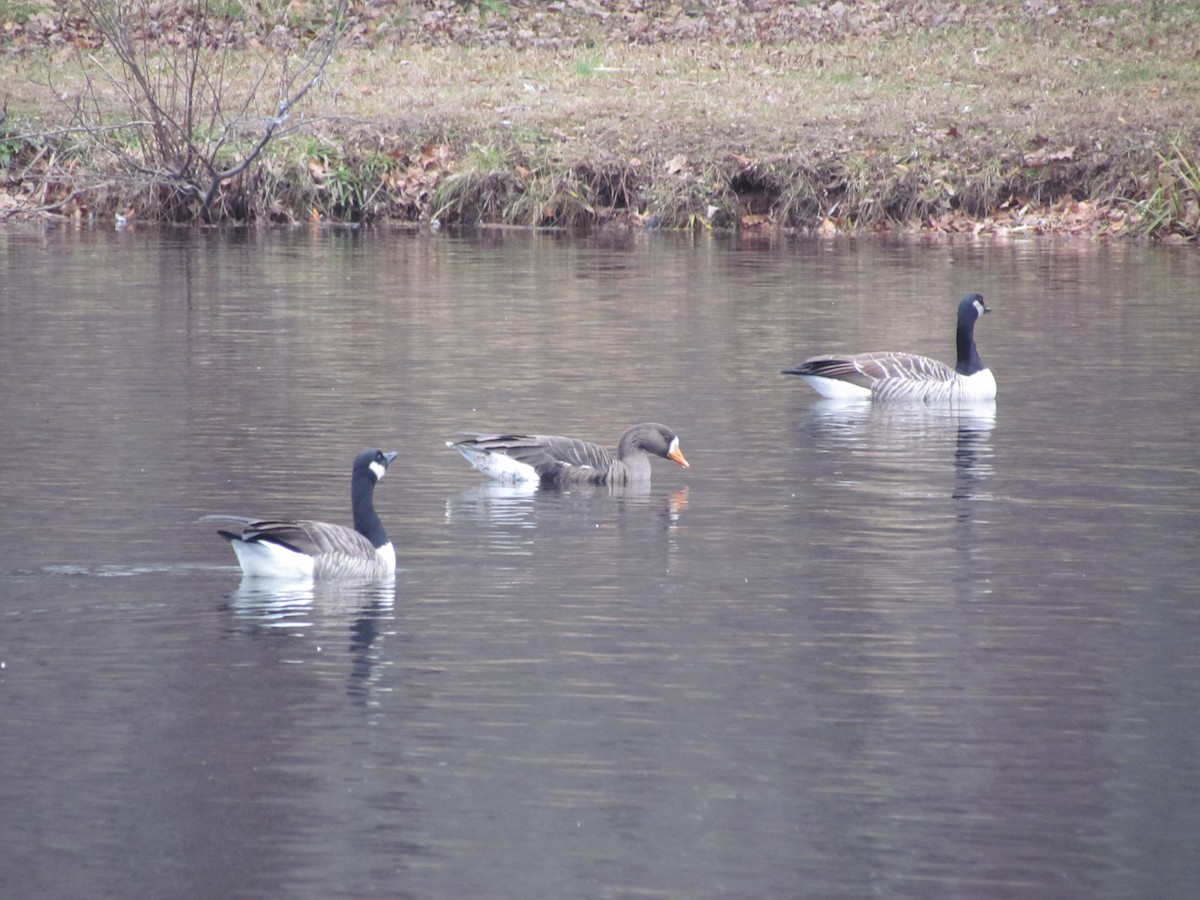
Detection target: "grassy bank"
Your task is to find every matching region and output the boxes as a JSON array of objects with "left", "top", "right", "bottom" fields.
[{"left": 1, "top": 0, "right": 1198, "bottom": 237}]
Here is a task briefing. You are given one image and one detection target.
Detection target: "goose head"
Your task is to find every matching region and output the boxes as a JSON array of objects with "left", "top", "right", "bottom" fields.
[
  {"left": 622, "top": 423, "right": 690, "bottom": 468},
  {"left": 355, "top": 448, "right": 398, "bottom": 482},
  {"left": 959, "top": 292, "right": 991, "bottom": 323}
]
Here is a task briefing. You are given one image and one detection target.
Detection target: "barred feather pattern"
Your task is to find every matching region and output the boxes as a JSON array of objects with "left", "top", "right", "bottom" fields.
[
  {"left": 209, "top": 448, "right": 397, "bottom": 581},
  {"left": 448, "top": 423, "right": 686, "bottom": 487},
  {"left": 218, "top": 519, "right": 396, "bottom": 580},
  {"left": 449, "top": 433, "right": 626, "bottom": 484},
  {"left": 784, "top": 293, "right": 996, "bottom": 405},
  {"left": 796, "top": 352, "right": 998, "bottom": 404}
]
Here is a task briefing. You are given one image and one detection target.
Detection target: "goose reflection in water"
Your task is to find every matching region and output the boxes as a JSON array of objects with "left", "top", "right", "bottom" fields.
[
  {"left": 446, "top": 480, "right": 690, "bottom": 529},
  {"left": 444, "top": 480, "right": 691, "bottom": 576},
  {"left": 224, "top": 576, "right": 396, "bottom": 627},
  {"left": 805, "top": 398, "right": 997, "bottom": 504},
  {"left": 948, "top": 405, "right": 997, "bottom": 503},
  {"left": 223, "top": 577, "right": 397, "bottom": 702}
]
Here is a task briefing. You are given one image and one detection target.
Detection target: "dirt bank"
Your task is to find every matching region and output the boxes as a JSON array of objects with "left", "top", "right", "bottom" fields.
[{"left": 1, "top": 0, "right": 1198, "bottom": 237}]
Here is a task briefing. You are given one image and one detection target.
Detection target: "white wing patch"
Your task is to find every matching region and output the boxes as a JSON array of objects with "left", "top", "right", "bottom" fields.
[
  {"left": 229, "top": 539, "right": 317, "bottom": 579},
  {"left": 448, "top": 441, "right": 540, "bottom": 483},
  {"left": 798, "top": 374, "right": 874, "bottom": 400},
  {"left": 799, "top": 352, "right": 995, "bottom": 404}
]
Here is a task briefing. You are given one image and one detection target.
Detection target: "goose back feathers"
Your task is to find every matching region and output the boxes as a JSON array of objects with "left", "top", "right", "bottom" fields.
[
  {"left": 447, "top": 423, "right": 689, "bottom": 486},
  {"left": 783, "top": 293, "right": 996, "bottom": 404},
  {"left": 209, "top": 448, "right": 397, "bottom": 580}
]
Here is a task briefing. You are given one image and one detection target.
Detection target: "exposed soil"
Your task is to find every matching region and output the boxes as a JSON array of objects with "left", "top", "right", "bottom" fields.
[{"left": 1, "top": 0, "right": 1198, "bottom": 237}]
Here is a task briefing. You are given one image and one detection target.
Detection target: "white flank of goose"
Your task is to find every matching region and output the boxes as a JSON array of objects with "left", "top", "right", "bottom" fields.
[
  {"left": 206, "top": 448, "right": 397, "bottom": 580},
  {"left": 783, "top": 293, "right": 996, "bottom": 404},
  {"left": 447, "top": 423, "right": 690, "bottom": 487}
]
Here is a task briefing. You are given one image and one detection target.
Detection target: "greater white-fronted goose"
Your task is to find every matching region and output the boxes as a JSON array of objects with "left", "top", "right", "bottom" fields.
[
  {"left": 783, "top": 293, "right": 996, "bottom": 403},
  {"left": 447, "top": 423, "right": 689, "bottom": 486},
  {"left": 206, "top": 448, "right": 397, "bottom": 580}
]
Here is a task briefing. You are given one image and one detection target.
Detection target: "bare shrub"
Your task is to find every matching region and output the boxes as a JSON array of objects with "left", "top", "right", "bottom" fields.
[{"left": 60, "top": 0, "right": 349, "bottom": 222}]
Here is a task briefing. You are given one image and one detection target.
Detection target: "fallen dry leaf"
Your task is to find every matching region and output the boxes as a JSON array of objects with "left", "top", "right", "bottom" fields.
[
  {"left": 664, "top": 154, "right": 690, "bottom": 175},
  {"left": 1023, "top": 146, "right": 1077, "bottom": 167}
]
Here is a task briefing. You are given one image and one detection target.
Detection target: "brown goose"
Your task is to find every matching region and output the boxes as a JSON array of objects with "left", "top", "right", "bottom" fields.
[
  {"left": 783, "top": 293, "right": 996, "bottom": 404},
  {"left": 447, "top": 423, "right": 689, "bottom": 487},
  {"left": 205, "top": 448, "right": 397, "bottom": 580}
]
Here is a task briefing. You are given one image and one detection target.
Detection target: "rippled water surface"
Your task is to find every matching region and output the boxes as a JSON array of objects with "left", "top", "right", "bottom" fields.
[{"left": 1, "top": 227, "right": 1198, "bottom": 898}]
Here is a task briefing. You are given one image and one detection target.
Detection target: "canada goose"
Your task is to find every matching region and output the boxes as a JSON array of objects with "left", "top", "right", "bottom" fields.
[
  {"left": 206, "top": 448, "right": 397, "bottom": 580},
  {"left": 447, "top": 423, "right": 689, "bottom": 486},
  {"left": 783, "top": 293, "right": 996, "bottom": 403}
]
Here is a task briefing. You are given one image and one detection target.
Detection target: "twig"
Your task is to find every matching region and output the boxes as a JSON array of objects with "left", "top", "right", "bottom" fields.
[
  {"left": 41, "top": 0, "right": 354, "bottom": 222},
  {"left": 5, "top": 121, "right": 159, "bottom": 142},
  {"left": 1, "top": 180, "right": 120, "bottom": 219}
]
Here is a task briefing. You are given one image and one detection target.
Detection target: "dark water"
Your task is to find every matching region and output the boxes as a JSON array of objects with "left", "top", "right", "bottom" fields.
[{"left": 1, "top": 226, "right": 1198, "bottom": 899}]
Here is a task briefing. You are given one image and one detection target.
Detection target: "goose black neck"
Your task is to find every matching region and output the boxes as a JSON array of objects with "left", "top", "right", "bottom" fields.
[
  {"left": 955, "top": 306, "right": 986, "bottom": 376},
  {"left": 351, "top": 469, "right": 388, "bottom": 549}
]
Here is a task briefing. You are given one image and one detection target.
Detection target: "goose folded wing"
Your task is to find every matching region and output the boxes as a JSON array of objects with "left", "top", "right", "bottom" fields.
[
  {"left": 533, "top": 434, "right": 613, "bottom": 471},
  {"left": 461, "top": 432, "right": 613, "bottom": 476},
  {"left": 237, "top": 520, "right": 373, "bottom": 557},
  {"left": 801, "top": 351, "right": 957, "bottom": 385},
  {"left": 794, "top": 355, "right": 879, "bottom": 389}
]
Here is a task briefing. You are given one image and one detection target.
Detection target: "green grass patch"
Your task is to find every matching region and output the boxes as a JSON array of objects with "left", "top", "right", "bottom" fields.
[
  {"left": 433, "top": 143, "right": 525, "bottom": 224},
  {"left": 574, "top": 53, "right": 603, "bottom": 78},
  {"left": 0, "top": 0, "right": 43, "bottom": 25},
  {"left": 1129, "top": 141, "right": 1200, "bottom": 239}
]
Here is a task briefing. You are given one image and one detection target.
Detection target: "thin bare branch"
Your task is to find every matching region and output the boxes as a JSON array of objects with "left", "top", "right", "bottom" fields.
[
  {"left": 4, "top": 121, "right": 159, "bottom": 142},
  {"left": 27, "top": 0, "right": 352, "bottom": 221}
]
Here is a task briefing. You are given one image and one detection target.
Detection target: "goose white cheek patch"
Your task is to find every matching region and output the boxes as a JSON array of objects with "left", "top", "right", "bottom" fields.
[{"left": 370, "top": 460, "right": 388, "bottom": 480}]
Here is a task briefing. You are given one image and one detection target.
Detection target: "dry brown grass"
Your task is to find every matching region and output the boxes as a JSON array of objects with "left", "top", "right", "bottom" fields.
[{"left": 2, "top": 0, "right": 1198, "bottom": 235}]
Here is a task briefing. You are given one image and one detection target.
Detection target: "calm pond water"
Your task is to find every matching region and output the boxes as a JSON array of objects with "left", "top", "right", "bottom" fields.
[{"left": 1, "top": 226, "right": 1198, "bottom": 899}]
